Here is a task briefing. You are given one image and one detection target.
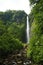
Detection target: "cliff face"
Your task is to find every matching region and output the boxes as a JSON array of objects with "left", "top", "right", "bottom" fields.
[{"left": 27, "top": 0, "right": 43, "bottom": 63}]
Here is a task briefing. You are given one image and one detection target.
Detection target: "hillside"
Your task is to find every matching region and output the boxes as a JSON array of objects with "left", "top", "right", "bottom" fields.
[
  {"left": 27, "top": 0, "right": 43, "bottom": 65},
  {"left": 0, "top": 10, "right": 27, "bottom": 60}
]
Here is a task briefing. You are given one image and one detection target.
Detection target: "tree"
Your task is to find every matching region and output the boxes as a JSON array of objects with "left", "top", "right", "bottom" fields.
[{"left": 27, "top": 0, "right": 43, "bottom": 64}]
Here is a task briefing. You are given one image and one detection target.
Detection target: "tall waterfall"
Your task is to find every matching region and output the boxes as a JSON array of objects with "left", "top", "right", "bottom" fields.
[{"left": 26, "top": 16, "right": 29, "bottom": 43}]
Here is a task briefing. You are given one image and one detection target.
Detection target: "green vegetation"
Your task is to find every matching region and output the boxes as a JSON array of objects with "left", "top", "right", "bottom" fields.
[
  {"left": 0, "top": 0, "right": 43, "bottom": 64},
  {"left": 27, "top": 0, "right": 43, "bottom": 64},
  {"left": 0, "top": 10, "right": 27, "bottom": 58}
]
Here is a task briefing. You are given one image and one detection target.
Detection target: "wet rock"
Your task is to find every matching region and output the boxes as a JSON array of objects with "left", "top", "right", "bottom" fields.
[
  {"left": 23, "top": 60, "right": 31, "bottom": 65},
  {"left": 17, "top": 54, "right": 22, "bottom": 57},
  {"left": 12, "top": 61, "right": 17, "bottom": 65},
  {"left": 17, "top": 60, "right": 22, "bottom": 64}
]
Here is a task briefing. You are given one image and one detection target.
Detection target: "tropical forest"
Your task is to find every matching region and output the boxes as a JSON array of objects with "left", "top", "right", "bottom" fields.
[{"left": 0, "top": 0, "right": 43, "bottom": 65}]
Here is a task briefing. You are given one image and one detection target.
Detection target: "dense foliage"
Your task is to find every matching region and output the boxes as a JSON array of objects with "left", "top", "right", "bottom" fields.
[
  {"left": 29, "top": 0, "right": 40, "bottom": 5},
  {"left": 0, "top": 10, "right": 27, "bottom": 58},
  {"left": 27, "top": 0, "right": 43, "bottom": 64},
  {"left": 0, "top": 10, "right": 27, "bottom": 42}
]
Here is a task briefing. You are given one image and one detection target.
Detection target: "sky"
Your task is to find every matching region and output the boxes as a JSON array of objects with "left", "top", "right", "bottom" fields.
[{"left": 0, "top": 0, "right": 31, "bottom": 14}]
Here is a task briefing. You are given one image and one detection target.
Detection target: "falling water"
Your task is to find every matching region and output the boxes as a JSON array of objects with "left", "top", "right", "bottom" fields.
[{"left": 26, "top": 16, "right": 29, "bottom": 43}]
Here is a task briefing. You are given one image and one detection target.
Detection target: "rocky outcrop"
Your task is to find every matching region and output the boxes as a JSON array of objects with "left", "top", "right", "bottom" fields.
[{"left": 0, "top": 45, "right": 31, "bottom": 65}]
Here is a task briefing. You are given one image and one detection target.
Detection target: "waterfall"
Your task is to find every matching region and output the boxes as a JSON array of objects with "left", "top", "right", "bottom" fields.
[{"left": 26, "top": 16, "right": 29, "bottom": 43}]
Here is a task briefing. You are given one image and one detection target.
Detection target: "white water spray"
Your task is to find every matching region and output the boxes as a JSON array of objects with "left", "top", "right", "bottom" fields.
[{"left": 26, "top": 16, "right": 29, "bottom": 43}]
